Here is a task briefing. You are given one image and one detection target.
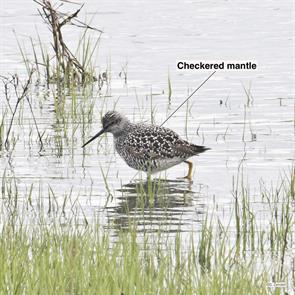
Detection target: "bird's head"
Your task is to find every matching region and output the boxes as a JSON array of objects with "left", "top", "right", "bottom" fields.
[{"left": 82, "top": 111, "right": 129, "bottom": 148}]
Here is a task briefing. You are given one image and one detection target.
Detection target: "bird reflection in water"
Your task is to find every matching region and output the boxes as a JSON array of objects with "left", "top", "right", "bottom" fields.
[{"left": 106, "top": 178, "right": 206, "bottom": 234}]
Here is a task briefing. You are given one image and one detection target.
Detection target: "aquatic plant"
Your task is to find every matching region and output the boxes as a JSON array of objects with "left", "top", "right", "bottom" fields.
[{"left": 0, "top": 170, "right": 293, "bottom": 294}]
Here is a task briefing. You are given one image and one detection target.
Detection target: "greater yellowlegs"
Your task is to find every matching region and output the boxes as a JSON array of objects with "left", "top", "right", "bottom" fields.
[{"left": 82, "top": 111, "right": 209, "bottom": 180}]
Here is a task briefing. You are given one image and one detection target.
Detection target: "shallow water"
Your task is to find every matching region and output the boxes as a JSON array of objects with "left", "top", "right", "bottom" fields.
[{"left": 0, "top": 0, "right": 294, "bottom": 239}]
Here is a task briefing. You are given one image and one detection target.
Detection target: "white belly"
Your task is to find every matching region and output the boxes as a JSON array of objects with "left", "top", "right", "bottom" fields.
[{"left": 150, "top": 157, "right": 184, "bottom": 173}]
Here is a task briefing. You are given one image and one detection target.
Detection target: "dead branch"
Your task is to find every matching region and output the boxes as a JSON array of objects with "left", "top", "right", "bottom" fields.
[
  {"left": 33, "top": 0, "right": 102, "bottom": 84},
  {"left": 4, "top": 70, "right": 34, "bottom": 150}
]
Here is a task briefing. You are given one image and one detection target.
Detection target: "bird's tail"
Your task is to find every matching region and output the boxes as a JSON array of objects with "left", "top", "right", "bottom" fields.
[{"left": 190, "top": 144, "right": 210, "bottom": 155}]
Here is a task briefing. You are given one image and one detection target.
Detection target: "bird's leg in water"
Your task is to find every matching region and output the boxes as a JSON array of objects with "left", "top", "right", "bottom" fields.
[
  {"left": 184, "top": 160, "right": 193, "bottom": 181},
  {"left": 146, "top": 172, "right": 155, "bottom": 205}
]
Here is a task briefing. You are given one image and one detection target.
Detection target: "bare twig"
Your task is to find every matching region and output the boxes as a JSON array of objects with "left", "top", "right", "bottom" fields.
[
  {"left": 4, "top": 70, "right": 34, "bottom": 150},
  {"left": 25, "top": 94, "right": 44, "bottom": 153},
  {"left": 33, "top": 0, "right": 102, "bottom": 84}
]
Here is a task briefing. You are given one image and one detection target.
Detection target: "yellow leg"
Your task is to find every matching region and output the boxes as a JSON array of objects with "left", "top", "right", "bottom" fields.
[{"left": 184, "top": 160, "right": 193, "bottom": 180}]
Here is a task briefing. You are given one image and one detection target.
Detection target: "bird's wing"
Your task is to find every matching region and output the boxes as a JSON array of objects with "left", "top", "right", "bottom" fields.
[{"left": 125, "top": 125, "right": 187, "bottom": 159}]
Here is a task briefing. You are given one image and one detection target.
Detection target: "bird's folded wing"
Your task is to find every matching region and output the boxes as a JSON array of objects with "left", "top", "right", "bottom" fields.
[
  {"left": 124, "top": 145, "right": 166, "bottom": 160},
  {"left": 174, "top": 143, "right": 196, "bottom": 157}
]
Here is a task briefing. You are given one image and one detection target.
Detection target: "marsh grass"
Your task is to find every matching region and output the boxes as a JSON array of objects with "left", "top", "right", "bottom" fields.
[
  {"left": 32, "top": 0, "right": 102, "bottom": 86},
  {"left": 0, "top": 66, "right": 99, "bottom": 156},
  {"left": 167, "top": 71, "right": 172, "bottom": 103},
  {"left": 0, "top": 221, "right": 270, "bottom": 295},
  {"left": 2, "top": 8, "right": 102, "bottom": 154},
  {"left": 0, "top": 170, "right": 294, "bottom": 294},
  {"left": 13, "top": 0, "right": 103, "bottom": 94},
  {"left": 0, "top": 109, "right": 7, "bottom": 151}
]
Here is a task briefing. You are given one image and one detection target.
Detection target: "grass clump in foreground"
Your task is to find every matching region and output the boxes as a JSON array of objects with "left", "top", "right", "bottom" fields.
[
  {"left": 0, "top": 171, "right": 294, "bottom": 294},
  {"left": 0, "top": 223, "right": 269, "bottom": 295}
]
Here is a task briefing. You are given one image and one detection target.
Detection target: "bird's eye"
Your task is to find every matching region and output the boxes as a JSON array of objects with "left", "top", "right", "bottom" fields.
[{"left": 104, "top": 121, "right": 114, "bottom": 129}]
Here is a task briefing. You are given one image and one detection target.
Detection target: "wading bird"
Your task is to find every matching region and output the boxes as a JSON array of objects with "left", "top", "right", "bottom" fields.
[{"left": 82, "top": 111, "right": 209, "bottom": 180}]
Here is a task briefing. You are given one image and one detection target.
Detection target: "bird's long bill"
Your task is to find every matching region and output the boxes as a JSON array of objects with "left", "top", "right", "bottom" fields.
[{"left": 82, "top": 128, "right": 105, "bottom": 148}]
